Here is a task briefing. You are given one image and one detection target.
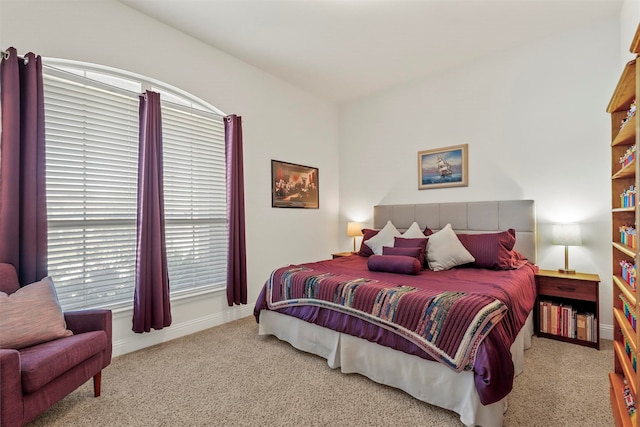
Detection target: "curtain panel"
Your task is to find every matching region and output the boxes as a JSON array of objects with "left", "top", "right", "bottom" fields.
[
  {"left": 133, "top": 91, "right": 171, "bottom": 333},
  {"left": 225, "top": 115, "right": 247, "bottom": 306},
  {"left": 0, "top": 47, "right": 47, "bottom": 285}
]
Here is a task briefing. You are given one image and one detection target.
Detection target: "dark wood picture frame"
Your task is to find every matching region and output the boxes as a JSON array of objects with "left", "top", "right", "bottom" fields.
[{"left": 271, "top": 160, "right": 319, "bottom": 209}]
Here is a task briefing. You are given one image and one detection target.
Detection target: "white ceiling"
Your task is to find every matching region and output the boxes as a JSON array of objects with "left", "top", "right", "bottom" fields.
[{"left": 119, "top": 0, "right": 622, "bottom": 104}]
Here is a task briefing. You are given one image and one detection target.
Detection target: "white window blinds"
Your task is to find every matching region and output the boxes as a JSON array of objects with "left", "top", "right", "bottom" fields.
[
  {"left": 161, "top": 103, "right": 227, "bottom": 295},
  {"left": 43, "top": 64, "right": 227, "bottom": 311},
  {"left": 44, "top": 69, "right": 139, "bottom": 310}
]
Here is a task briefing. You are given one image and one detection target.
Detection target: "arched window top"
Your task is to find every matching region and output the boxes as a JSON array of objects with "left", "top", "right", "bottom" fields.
[{"left": 44, "top": 57, "right": 226, "bottom": 117}]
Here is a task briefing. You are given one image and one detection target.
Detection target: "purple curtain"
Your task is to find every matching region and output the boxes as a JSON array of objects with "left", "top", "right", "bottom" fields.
[
  {"left": 225, "top": 115, "right": 247, "bottom": 306},
  {"left": 0, "top": 47, "right": 47, "bottom": 286},
  {"left": 133, "top": 91, "right": 171, "bottom": 333}
]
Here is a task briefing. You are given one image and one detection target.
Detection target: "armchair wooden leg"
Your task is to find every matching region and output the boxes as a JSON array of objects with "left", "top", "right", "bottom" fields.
[{"left": 93, "top": 371, "right": 102, "bottom": 397}]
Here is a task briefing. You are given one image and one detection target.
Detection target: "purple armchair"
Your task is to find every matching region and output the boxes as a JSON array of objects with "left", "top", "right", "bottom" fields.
[{"left": 0, "top": 263, "right": 112, "bottom": 426}]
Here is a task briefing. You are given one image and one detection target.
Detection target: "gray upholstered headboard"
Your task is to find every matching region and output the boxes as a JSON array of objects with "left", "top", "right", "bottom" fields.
[{"left": 373, "top": 200, "right": 536, "bottom": 263}]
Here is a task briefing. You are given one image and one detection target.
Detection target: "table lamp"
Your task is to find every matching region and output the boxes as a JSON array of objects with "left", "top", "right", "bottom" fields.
[
  {"left": 552, "top": 223, "right": 582, "bottom": 274},
  {"left": 347, "top": 222, "right": 363, "bottom": 252}
]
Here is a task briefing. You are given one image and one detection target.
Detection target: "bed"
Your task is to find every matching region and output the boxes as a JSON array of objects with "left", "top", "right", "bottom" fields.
[{"left": 254, "top": 200, "right": 537, "bottom": 427}]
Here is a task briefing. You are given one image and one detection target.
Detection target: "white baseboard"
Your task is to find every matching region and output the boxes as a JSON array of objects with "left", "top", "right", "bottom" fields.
[
  {"left": 111, "top": 305, "right": 254, "bottom": 357},
  {"left": 600, "top": 323, "right": 613, "bottom": 341},
  {"left": 110, "top": 309, "right": 613, "bottom": 358}
]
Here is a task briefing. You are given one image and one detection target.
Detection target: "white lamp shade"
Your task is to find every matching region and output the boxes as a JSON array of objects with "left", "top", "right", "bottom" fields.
[
  {"left": 552, "top": 223, "right": 582, "bottom": 246},
  {"left": 347, "top": 222, "right": 363, "bottom": 237}
]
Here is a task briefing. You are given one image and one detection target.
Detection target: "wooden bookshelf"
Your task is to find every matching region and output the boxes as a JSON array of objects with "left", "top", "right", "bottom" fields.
[{"left": 609, "top": 23, "right": 640, "bottom": 427}]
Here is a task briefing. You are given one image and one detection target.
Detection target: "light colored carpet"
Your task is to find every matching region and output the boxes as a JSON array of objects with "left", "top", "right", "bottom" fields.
[{"left": 27, "top": 316, "right": 613, "bottom": 426}]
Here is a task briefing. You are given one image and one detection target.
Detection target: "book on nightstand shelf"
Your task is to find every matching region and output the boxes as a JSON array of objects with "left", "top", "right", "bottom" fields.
[
  {"left": 538, "top": 300, "right": 597, "bottom": 343},
  {"left": 576, "top": 313, "right": 587, "bottom": 342}
]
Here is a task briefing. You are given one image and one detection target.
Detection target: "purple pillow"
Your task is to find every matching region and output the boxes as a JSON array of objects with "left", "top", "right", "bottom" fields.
[
  {"left": 456, "top": 229, "right": 517, "bottom": 270},
  {"left": 357, "top": 228, "right": 379, "bottom": 257},
  {"left": 367, "top": 255, "right": 421, "bottom": 275},
  {"left": 383, "top": 246, "right": 421, "bottom": 259},
  {"left": 393, "top": 237, "right": 428, "bottom": 268}
]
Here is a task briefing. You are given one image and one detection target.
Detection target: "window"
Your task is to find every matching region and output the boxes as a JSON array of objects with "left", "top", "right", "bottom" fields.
[
  {"left": 161, "top": 102, "right": 227, "bottom": 297},
  {"left": 43, "top": 61, "right": 227, "bottom": 311}
]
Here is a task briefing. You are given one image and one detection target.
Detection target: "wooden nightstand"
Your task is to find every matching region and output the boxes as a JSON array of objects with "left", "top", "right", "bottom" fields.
[
  {"left": 331, "top": 252, "right": 353, "bottom": 259},
  {"left": 535, "top": 269, "right": 600, "bottom": 349}
]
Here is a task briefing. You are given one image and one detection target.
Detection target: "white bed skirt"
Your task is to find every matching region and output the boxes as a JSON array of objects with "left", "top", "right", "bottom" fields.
[{"left": 258, "top": 310, "right": 533, "bottom": 427}]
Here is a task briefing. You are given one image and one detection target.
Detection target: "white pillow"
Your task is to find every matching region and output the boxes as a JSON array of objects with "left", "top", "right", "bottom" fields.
[
  {"left": 401, "top": 222, "right": 427, "bottom": 239},
  {"left": 364, "top": 220, "right": 401, "bottom": 255},
  {"left": 426, "top": 223, "right": 475, "bottom": 271}
]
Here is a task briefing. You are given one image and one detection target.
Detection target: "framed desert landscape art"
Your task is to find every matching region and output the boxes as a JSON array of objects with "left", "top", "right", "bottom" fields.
[
  {"left": 418, "top": 144, "right": 468, "bottom": 190},
  {"left": 271, "top": 160, "right": 319, "bottom": 208}
]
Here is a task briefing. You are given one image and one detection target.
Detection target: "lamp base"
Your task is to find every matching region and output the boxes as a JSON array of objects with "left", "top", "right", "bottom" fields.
[{"left": 559, "top": 246, "right": 576, "bottom": 274}]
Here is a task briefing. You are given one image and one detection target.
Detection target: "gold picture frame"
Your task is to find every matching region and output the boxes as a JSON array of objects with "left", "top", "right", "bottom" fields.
[{"left": 418, "top": 144, "right": 468, "bottom": 190}]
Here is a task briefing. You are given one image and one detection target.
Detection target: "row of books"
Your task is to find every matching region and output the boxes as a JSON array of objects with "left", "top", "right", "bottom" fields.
[
  {"left": 620, "top": 184, "right": 637, "bottom": 208},
  {"left": 539, "top": 300, "right": 597, "bottom": 343},
  {"left": 620, "top": 225, "right": 637, "bottom": 249}
]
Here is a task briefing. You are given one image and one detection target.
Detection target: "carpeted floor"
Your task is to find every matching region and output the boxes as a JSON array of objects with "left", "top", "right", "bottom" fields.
[{"left": 27, "top": 316, "right": 613, "bottom": 426}]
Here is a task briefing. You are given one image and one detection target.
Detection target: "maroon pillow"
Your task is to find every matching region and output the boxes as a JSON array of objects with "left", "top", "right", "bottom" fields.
[
  {"left": 383, "top": 246, "right": 421, "bottom": 260},
  {"left": 357, "top": 228, "right": 379, "bottom": 257},
  {"left": 456, "top": 229, "right": 517, "bottom": 270},
  {"left": 367, "top": 255, "right": 421, "bottom": 275},
  {"left": 508, "top": 250, "right": 529, "bottom": 269},
  {"left": 394, "top": 237, "right": 428, "bottom": 268},
  {"left": 423, "top": 227, "right": 434, "bottom": 236}
]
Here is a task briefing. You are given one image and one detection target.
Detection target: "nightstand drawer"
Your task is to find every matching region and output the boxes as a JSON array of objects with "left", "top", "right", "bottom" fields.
[{"left": 537, "top": 277, "right": 597, "bottom": 302}]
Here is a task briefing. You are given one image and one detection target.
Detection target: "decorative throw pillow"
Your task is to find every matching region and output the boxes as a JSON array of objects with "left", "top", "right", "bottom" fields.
[
  {"left": 394, "top": 237, "right": 428, "bottom": 268},
  {"left": 401, "top": 222, "right": 427, "bottom": 239},
  {"left": 0, "top": 277, "right": 73, "bottom": 349},
  {"left": 426, "top": 223, "right": 475, "bottom": 271},
  {"left": 382, "top": 245, "right": 421, "bottom": 260},
  {"left": 358, "top": 228, "right": 379, "bottom": 257},
  {"left": 363, "top": 221, "right": 401, "bottom": 255},
  {"left": 456, "top": 229, "right": 518, "bottom": 270},
  {"left": 367, "top": 255, "right": 421, "bottom": 275}
]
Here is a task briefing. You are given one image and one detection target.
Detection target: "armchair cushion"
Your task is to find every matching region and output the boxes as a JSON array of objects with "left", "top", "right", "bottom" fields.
[
  {"left": 20, "top": 331, "right": 107, "bottom": 393},
  {"left": 0, "top": 277, "right": 73, "bottom": 349}
]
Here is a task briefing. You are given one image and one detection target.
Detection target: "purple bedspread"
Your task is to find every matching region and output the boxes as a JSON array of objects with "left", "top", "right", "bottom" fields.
[{"left": 254, "top": 255, "right": 537, "bottom": 405}]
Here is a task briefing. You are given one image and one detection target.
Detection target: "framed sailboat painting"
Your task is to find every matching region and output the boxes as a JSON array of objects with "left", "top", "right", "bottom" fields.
[{"left": 418, "top": 144, "right": 468, "bottom": 190}]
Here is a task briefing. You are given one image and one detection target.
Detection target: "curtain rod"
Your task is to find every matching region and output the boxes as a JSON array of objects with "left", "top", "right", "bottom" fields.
[
  {"left": 1, "top": 49, "right": 27, "bottom": 61},
  {"left": 1, "top": 49, "right": 36, "bottom": 62}
]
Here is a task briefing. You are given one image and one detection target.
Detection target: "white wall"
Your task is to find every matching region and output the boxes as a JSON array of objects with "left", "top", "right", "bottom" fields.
[
  {"left": 621, "top": 0, "right": 640, "bottom": 65},
  {"left": 339, "top": 17, "right": 620, "bottom": 338},
  {"left": 1, "top": 0, "right": 633, "bottom": 350},
  {"left": 0, "top": 0, "right": 340, "bottom": 356}
]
